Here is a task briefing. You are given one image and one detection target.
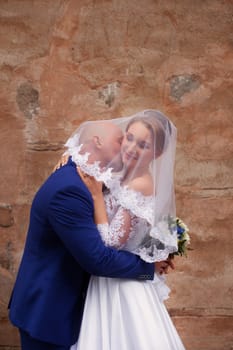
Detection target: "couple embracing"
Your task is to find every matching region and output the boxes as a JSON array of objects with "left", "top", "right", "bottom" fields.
[{"left": 8, "top": 110, "right": 186, "bottom": 349}]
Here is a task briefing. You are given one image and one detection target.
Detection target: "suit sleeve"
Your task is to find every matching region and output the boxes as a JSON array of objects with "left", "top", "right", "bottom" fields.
[{"left": 48, "top": 185, "right": 154, "bottom": 280}]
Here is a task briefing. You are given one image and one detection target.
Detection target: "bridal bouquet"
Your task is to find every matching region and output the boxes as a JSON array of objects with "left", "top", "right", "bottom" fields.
[
  {"left": 137, "top": 215, "right": 191, "bottom": 263},
  {"left": 168, "top": 216, "right": 190, "bottom": 257}
]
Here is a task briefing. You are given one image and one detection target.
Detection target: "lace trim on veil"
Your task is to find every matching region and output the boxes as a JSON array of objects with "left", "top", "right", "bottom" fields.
[
  {"left": 68, "top": 145, "right": 114, "bottom": 186},
  {"left": 109, "top": 180, "right": 154, "bottom": 225}
]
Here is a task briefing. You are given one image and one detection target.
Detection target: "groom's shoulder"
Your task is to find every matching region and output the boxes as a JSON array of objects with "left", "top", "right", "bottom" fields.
[
  {"left": 36, "top": 162, "right": 84, "bottom": 198},
  {"left": 32, "top": 165, "right": 91, "bottom": 212},
  {"left": 48, "top": 163, "right": 82, "bottom": 189}
]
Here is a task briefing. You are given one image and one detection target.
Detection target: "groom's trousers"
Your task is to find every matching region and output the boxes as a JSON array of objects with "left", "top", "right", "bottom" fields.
[{"left": 19, "top": 329, "right": 72, "bottom": 350}]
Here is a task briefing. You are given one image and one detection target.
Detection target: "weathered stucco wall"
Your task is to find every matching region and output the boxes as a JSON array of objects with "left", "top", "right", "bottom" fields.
[{"left": 0, "top": 1, "right": 233, "bottom": 349}]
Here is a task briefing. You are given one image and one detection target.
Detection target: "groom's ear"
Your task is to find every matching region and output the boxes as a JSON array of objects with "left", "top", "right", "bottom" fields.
[{"left": 93, "top": 136, "right": 103, "bottom": 149}]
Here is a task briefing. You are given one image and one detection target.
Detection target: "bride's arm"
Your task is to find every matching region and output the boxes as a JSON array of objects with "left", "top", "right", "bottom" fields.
[
  {"left": 97, "top": 207, "right": 132, "bottom": 248},
  {"left": 78, "top": 169, "right": 133, "bottom": 248},
  {"left": 77, "top": 168, "right": 108, "bottom": 224}
]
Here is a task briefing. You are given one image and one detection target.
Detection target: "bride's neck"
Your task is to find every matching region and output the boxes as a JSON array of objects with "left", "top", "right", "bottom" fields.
[{"left": 121, "top": 166, "right": 149, "bottom": 184}]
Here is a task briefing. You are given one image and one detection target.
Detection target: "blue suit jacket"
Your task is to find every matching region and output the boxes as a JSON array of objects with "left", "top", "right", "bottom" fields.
[{"left": 9, "top": 160, "right": 154, "bottom": 346}]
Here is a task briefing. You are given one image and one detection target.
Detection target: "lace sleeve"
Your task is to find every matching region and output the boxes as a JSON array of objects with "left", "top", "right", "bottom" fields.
[{"left": 97, "top": 206, "right": 134, "bottom": 249}]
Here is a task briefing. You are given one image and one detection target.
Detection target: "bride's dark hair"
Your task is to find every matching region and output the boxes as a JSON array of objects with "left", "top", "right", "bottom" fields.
[{"left": 125, "top": 110, "right": 171, "bottom": 158}]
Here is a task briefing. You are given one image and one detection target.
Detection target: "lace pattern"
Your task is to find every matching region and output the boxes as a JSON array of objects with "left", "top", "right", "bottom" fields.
[
  {"left": 97, "top": 197, "right": 171, "bottom": 301},
  {"left": 68, "top": 145, "right": 114, "bottom": 186},
  {"left": 97, "top": 190, "right": 175, "bottom": 265},
  {"left": 97, "top": 207, "right": 126, "bottom": 248},
  {"left": 109, "top": 180, "right": 154, "bottom": 225},
  {"left": 68, "top": 146, "right": 177, "bottom": 264},
  {"left": 97, "top": 203, "right": 141, "bottom": 249}
]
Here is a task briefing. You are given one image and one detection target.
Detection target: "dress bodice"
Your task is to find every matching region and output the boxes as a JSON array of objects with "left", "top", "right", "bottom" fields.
[
  {"left": 96, "top": 186, "right": 172, "bottom": 301},
  {"left": 98, "top": 189, "right": 152, "bottom": 253},
  {"left": 97, "top": 181, "right": 178, "bottom": 263}
]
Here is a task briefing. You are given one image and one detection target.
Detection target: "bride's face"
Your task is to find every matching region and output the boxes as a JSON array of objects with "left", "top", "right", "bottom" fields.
[{"left": 121, "top": 121, "right": 154, "bottom": 172}]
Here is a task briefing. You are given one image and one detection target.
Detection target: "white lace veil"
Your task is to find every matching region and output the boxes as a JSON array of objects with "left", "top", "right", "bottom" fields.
[{"left": 64, "top": 110, "right": 178, "bottom": 261}]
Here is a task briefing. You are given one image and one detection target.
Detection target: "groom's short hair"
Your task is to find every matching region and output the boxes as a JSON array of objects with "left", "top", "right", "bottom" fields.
[{"left": 79, "top": 121, "right": 121, "bottom": 146}]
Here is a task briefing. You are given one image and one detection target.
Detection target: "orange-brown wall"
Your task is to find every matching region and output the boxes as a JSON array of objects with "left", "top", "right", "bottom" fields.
[{"left": 0, "top": 1, "right": 233, "bottom": 349}]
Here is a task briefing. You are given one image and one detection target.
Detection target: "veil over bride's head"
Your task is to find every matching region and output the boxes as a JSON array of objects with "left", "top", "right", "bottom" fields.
[{"left": 65, "top": 110, "right": 178, "bottom": 260}]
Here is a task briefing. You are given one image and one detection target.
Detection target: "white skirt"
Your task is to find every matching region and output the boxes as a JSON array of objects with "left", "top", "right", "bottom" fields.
[{"left": 71, "top": 275, "right": 186, "bottom": 350}]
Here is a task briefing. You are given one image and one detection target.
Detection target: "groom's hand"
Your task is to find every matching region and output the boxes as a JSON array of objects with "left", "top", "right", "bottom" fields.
[
  {"left": 155, "top": 256, "right": 175, "bottom": 275},
  {"left": 53, "top": 154, "right": 70, "bottom": 172},
  {"left": 165, "top": 255, "right": 175, "bottom": 272}
]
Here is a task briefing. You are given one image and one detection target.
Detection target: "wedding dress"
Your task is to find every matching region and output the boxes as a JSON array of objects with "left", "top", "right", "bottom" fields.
[
  {"left": 66, "top": 109, "right": 186, "bottom": 349},
  {"left": 70, "top": 185, "right": 186, "bottom": 350}
]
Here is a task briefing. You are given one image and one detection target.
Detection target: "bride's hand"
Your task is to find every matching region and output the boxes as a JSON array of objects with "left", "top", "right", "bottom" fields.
[
  {"left": 77, "top": 168, "right": 103, "bottom": 200},
  {"left": 53, "top": 154, "right": 70, "bottom": 172}
]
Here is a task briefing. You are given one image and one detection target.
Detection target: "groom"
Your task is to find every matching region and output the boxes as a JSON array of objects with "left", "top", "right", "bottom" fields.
[{"left": 8, "top": 120, "right": 173, "bottom": 350}]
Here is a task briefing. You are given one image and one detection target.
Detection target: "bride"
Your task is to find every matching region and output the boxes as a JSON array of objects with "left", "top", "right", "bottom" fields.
[{"left": 64, "top": 110, "right": 185, "bottom": 349}]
